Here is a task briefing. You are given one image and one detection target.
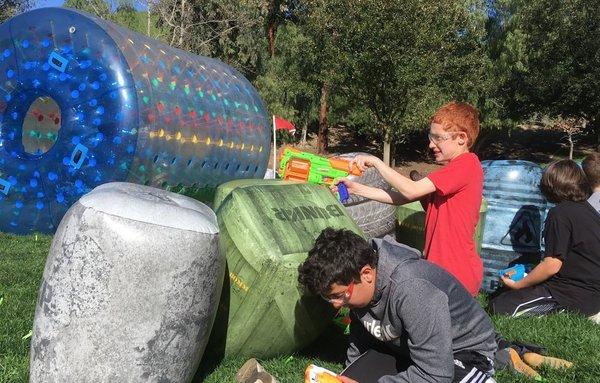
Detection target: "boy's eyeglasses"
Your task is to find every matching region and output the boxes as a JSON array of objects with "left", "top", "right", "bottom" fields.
[
  {"left": 321, "top": 281, "right": 354, "bottom": 305},
  {"left": 428, "top": 132, "right": 457, "bottom": 144}
]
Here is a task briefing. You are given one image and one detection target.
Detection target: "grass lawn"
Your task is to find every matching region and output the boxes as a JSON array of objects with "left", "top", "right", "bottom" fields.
[{"left": 1, "top": 233, "right": 599, "bottom": 382}]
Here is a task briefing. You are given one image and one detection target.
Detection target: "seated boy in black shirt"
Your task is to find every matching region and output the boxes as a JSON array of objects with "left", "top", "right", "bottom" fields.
[
  {"left": 582, "top": 152, "right": 600, "bottom": 323},
  {"left": 489, "top": 159, "right": 600, "bottom": 317}
]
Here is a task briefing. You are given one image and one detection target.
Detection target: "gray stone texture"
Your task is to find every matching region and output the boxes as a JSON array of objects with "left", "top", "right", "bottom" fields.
[{"left": 30, "top": 182, "right": 224, "bottom": 383}]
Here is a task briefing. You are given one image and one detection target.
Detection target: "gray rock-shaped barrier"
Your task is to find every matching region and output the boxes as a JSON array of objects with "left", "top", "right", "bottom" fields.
[{"left": 30, "top": 182, "right": 223, "bottom": 383}]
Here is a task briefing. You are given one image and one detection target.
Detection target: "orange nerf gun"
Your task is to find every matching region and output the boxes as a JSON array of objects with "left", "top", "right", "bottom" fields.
[
  {"left": 278, "top": 146, "right": 362, "bottom": 202},
  {"left": 305, "top": 364, "right": 342, "bottom": 383}
]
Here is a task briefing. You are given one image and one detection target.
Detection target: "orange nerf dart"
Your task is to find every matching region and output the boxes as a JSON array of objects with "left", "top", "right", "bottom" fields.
[{"left": 304, "top": 364, "right": 342, "bottom": 383}]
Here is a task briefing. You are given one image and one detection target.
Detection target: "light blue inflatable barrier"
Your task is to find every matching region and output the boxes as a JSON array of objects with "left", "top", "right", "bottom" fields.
[
  {"left": 0, "top": 7, "right": 270, "bottom": 234},
  {"left": 480, "top": 160, "right": 549, "bottom": 292}
]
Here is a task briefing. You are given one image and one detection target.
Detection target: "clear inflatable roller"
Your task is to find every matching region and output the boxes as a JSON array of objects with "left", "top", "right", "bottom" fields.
[{"left": 0, "top": 7, "right": 271, "bottom": 234}]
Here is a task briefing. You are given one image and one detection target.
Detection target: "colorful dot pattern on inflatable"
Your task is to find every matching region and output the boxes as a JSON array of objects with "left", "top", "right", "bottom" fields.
[{"left": 0, "top": 8, "right": 270, "bottom": 234}]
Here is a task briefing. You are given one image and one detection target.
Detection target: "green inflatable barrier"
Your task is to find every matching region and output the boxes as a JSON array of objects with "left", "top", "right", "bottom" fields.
[
  {"left": 209, "top": 181, "right": 364, "bottom": 359},
  {"left": 395, "top": 199, "right": 487, "bottom": 254},
  {"left": 212, "top": 178, "right": 299, "bottom": 210}
]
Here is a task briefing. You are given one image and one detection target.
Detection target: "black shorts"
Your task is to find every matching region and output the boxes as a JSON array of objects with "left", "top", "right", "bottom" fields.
[
  {"left": 341, "top": 348, "right": 496, "bottom": 383},
  {"left": 488, "top": 284, "right": 562, "bottom": 317}
]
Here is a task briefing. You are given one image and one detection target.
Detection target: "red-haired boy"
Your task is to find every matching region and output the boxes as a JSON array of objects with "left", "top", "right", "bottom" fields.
[{"left": 339, "top": 102, "right": 484, "bottom": 296}]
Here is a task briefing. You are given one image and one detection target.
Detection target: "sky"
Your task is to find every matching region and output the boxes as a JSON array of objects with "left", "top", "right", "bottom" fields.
[
  {"left": 33, "top": 0, "right": 65, "bottom": 8},
  {"left": 32, "top": 0, "right": 147, "bottom": 11}
]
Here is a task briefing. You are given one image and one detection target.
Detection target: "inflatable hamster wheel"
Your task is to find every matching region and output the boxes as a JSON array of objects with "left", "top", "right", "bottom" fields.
[{"left": 0, "top": 8, "right": 271, "bottom": 234}]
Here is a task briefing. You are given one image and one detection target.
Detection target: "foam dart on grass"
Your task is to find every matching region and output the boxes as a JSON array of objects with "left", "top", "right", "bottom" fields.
[
  {"left": 508, "top": 348, "right": 545, "bottom": 382},
  {"left": 523, "top": 353, "right": 573, "bottom": 369}
]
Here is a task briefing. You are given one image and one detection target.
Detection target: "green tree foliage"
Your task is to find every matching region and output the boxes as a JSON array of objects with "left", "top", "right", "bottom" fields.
[
  {"left": 63, "top": 0, "right": 163, "bottom": 38},
  {"left": 112, "top": 1, "right": 143, "bottom": 32},
  {"left": 493, "top": 0, "right": 600, "bottom": 126},
  {"left": 254, "top": 23, "right": 319, "bottom": 144},
  {"left": 332, "top": 0, "right": 490, "bottom": 164},
  {"left": 152, "top": 0, "right": 269, "bottom": 80},
  {"left": 295, "top": 0, "right": 352, "bottom": 153},
  {"left": 0, "top": 0, "right": 32, "bottom": 23},
  {"left": 63, "top": 0, "right": 112, "bottom": 19}
]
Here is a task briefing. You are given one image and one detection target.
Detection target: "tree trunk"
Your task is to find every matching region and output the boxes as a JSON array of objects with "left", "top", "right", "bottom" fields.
[
  {"left": 177, "top": 0, "right": 186, "bottom": 47},
  {"left": 146, "top": 1, "right": 151, "bottom": 36},
  {"left": 317, "top": 83, "right": 329, "bottom": 154},
  {"left": 568, "top": 133, "right": 574, "bottom": 160},
  {"left": 383, "top": 130, "right": 391, "bottom": 166},
  {"left": 301, "top": 122, "right": 308, "bottom": 145},
  {"left": 266, "top": 0, "right": 279, "bottom": 58},
  {"left": 267, "top": 21, "right": 277, "bottom": 58}
]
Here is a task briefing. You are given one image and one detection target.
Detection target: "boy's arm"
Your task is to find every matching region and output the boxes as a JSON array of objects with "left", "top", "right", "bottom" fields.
[
  {"left": 374, "top": 161, "right": 436, "bottom": 201},
  {"left": 503, "top": 207, "right": 568, "bottom": 290},
  {"left": 338, "top": 179, "right": 413, "bottom": 205},
  {"left": 378, "top": 280, "right": 454, "bottom": 383},
  {"left": 502, "top": 256, "right": 562, "bottom": 289},
  {"left": 348, "top": 155, "right": 436, "bottom": 202}
]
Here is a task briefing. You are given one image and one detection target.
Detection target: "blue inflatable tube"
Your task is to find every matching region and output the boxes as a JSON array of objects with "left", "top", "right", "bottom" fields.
[
  {"left": 479, "top": 160, "right": 549, "bottom": 292},
  {"left": 0, "top": 8, "right": 271, "bottom": 234}
]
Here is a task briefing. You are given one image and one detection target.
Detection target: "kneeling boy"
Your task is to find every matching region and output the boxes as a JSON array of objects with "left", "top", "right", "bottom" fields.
[{"left": 298, "top": 228, "right": 497, "bottom": 383}]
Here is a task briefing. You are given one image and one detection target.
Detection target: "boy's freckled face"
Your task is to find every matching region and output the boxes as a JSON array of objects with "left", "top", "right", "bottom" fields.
[{"left": 428, "top": 122, "right": 467, "bottom": 164}]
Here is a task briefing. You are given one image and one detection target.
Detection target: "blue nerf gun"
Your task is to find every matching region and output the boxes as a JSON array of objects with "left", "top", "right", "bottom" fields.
[{"left": 498, "top": 264, "right": 527, "bottom": 282}]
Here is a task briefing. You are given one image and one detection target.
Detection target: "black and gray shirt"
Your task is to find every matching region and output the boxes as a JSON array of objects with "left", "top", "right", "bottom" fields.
[
  {"left": 544, "top": 201, "right": 600, "bottom": 316},
  {"left": 347, "top": 236, "right": 497, "bottom": 383}
]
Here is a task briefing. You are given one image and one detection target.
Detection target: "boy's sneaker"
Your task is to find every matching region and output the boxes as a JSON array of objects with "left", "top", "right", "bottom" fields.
[{"left": 236, "top": 359, "right": 278, "bottom": 383}]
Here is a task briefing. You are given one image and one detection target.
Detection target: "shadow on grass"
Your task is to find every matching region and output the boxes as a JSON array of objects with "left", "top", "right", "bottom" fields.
[
  {"left": 192, "top": 263, "right": 231, "bottom": 382},
  {"left": 475, "top": 127, "right": 599, "bottom": 163},
  {"left": 297, "top": 323, "right": 348, "bottom": 364}
]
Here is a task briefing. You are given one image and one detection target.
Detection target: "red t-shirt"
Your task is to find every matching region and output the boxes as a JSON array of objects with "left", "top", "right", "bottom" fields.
[{"left": 421, "top": 152, "right": 483, "bottom": 296}]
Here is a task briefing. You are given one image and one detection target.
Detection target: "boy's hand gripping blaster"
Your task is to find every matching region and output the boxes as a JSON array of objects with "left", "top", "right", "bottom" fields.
[
  {"left": 498, "top": 264, "right": 528, "bottom": 281},
  {"left": 277, "top": 146, "right": 363, "bottom": 203}
]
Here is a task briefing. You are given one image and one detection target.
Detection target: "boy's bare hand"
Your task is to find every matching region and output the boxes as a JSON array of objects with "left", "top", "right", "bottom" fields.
[
  {"left": 338, "top": 376, "right": 359, "bottom": 383},
  {"left": 500, "top": 275, "right": 521, "bottom": 290},
  {"left": 332, "top": 178, "right": 367, "bottom": 196},
  {"left": 349, "top": 154, "right": 381, "bottom": 172}
]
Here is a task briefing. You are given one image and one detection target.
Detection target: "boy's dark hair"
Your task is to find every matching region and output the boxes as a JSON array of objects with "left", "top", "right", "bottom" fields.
[
  {"left": 582, "top": 152, "right": 600, "bottom": 189},
  {"left": 298, "top": 228, "right": 377, "bottom": 296},
  {"left": 540, "top": 159, "right": 590, "bottom": 203}
]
